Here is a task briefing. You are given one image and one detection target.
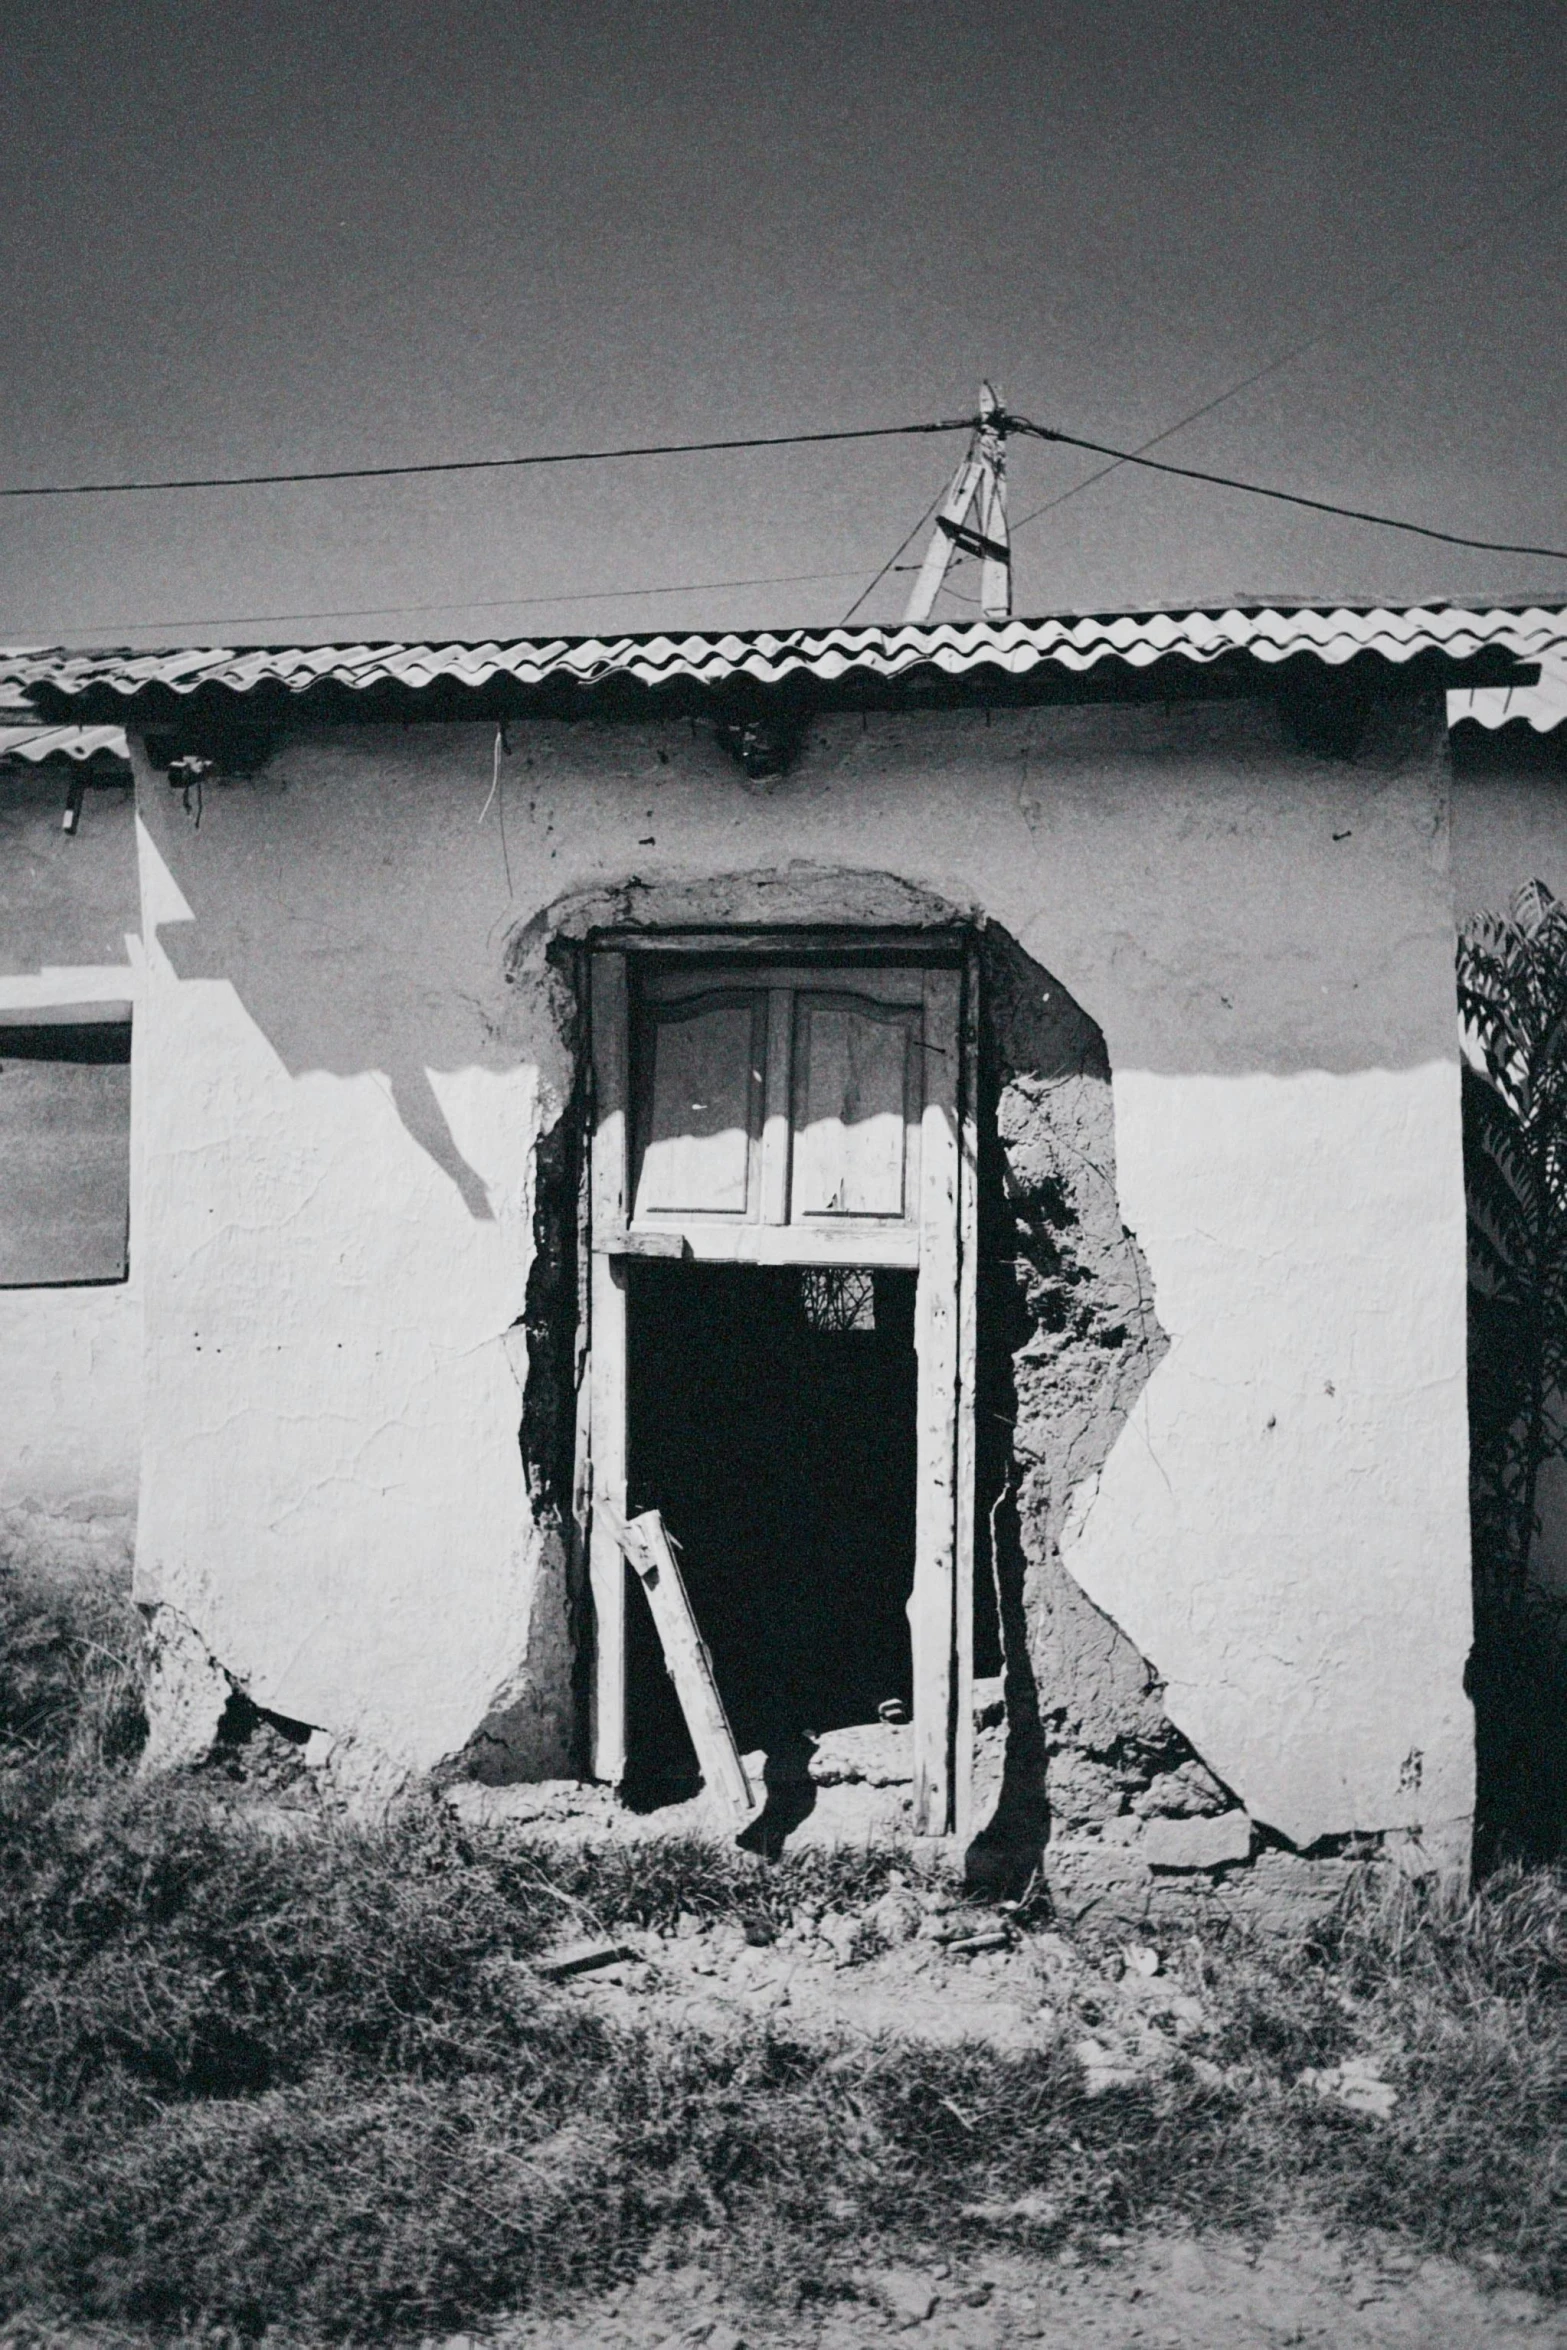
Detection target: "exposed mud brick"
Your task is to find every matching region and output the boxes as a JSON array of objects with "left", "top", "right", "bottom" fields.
[
  {"left": 1143, "top": 1809, "right": 1253, "bottom": 1871},
  {"left": 1134, "top": 1755, "right": 1232, "bottom": 1818},
  {"left": 1039, "top": 1833, "right": 1153, "bottom": 1919},
  {"left": 971, "top": 925, "right": 1238, "bottom": 1880},
  {"left": 1217, "top": 1847, "right": 1361, "bottom": 1932}
]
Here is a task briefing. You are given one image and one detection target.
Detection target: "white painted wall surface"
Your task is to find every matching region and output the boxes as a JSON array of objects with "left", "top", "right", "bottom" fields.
[
  {"left": 126, "top": 693, "right": 1474, "bottom": 1841},
  {"left": 133, "top": 819, "right": 560, "bottom": 1775},
  {"left": 0, "top": 1283, "right": 141, "bottom": 1522},
  {"left": 1062, "top": 1063, "right": 1471, "bottom": 1854}
]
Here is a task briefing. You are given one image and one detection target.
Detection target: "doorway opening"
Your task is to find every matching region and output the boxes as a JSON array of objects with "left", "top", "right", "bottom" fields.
[
  {"left": 623, "top": 1259, "right": 917, "bottom": 1807},
  {"left": 584, "top": 934, "right": 975, "bottom": 1833}
]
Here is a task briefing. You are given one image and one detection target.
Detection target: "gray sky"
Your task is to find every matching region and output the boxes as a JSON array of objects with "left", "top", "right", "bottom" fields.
[{"left": 1, "top": 0, "right": 1564, "bottom": 646}]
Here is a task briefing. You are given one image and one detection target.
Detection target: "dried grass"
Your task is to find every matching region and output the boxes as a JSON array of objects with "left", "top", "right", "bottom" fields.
[{"left": 0, "top": 1567, "right": 1563, "bottom": 2337}]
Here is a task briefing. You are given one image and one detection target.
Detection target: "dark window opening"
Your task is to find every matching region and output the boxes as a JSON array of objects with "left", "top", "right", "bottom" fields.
[
  {"left": 0, "top": 1009, "right": 131, "bottom": 1286},
  {"left": 624, "top": 1261, "right": 918, "bottom": 1807}
]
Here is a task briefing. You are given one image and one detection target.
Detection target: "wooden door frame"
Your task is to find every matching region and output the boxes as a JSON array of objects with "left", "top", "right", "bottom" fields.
[{"left": 580, "top": 929, "right": 979, "bottom": 1837}]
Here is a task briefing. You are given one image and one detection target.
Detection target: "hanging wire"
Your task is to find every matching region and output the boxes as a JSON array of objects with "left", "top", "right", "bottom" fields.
[
  {"left": 0, "top": 418, "right": 972, "bottom": 500},
  {"left": 841, "top": 484, "right": 951, "bottom": 623},
  {"left": 1005, "top": 413, "right": 1567, "bottom": 564}
]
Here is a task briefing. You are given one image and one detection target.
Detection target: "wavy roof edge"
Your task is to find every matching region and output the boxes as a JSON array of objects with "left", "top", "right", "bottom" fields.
[
  {"left": 3, "top": 602, "right": 1565, "bottom": 711},
  {"left": 0, "top": 724, "right": 131, "bottom": 765}
]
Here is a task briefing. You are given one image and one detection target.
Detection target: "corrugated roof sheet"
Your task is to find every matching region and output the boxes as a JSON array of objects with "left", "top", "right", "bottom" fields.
[
  {"left": 1448, "top": 647, "right": 1567, "bottom": 734},
  {"left": 1, "top": 603, "right": 1564, "bottom": 711},
  {"left": 0, "top": 725, "right": 131, "bottom": 764}
]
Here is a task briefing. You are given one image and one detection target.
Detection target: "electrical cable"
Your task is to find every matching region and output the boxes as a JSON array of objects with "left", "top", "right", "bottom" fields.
[
  {"left": 16, "top": 564, "right": 881, "bottom": 638},
  {"left": 0, "top": 418, "right": 970, "bottom": 501},
  {"left": 840, "top": 485, "right": 948, "bottom": 623},
  {"left": 12, "top": 405, "right": 1567, "bottom": 638},
  {"left": 1006, "top": 414, "right": 1567, "bottom": 563},
  {"left": 1011, "top": 166, "right": 1567, "bottom": 538}
]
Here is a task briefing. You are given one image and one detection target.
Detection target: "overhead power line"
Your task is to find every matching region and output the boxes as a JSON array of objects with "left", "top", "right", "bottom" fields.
[
  {"left": 1011, "top": 164, "right": 1567, "bottom": 540},
  {"left": 0, "top": 417, "right": 970, "bottom": 500},
  {"left": 14, "top": 565, "right": 879, "bottom": 638},
  {"left": 1004, "top": 413, "right": 1567, "bottom": 563},
  {"left": 8, "top": 399, "right": 1565, "bottom": 640},
  {"left": 841, "top": 487, "right": 946, "bottom": 624}
]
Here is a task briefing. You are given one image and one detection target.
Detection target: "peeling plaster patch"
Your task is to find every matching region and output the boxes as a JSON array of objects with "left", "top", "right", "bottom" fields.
[
  {"left": 1061, "top": 1062, "right": 1474, "bottom": 1853},
  {"left": 139, "top": 1602, "right": 230, "bottom": 1771},
  {"left": 502, "top": 860, "right": 973, "bottom": 983},
  {"left": 969, "top": 926, "right": 1184, "bottom": 1887}
]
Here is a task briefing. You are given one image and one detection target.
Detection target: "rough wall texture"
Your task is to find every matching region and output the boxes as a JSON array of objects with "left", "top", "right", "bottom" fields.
[
  {"left": 121, "top": 693, "right": 1473, "bottom": 1881},
  {"left": 970, "top": 927, "right": 1193, "bottom": 1908}
]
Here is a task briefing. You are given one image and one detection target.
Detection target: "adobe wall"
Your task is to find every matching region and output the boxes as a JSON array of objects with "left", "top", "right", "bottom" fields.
[
  {"left": 126, "top": 688, "right": 1473, "bottom": 1881},
  {"left": 0, "top": 769, "right": 141, "bottom": 1582}
]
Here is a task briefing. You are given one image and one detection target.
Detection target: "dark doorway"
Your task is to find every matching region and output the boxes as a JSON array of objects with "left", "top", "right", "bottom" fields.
[{"left": 624, "top": 1261, "right": 918, "bottom": 1806}]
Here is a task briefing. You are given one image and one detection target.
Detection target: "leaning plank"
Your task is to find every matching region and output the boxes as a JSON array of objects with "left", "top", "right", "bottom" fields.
[
  {"left": 536, "top": 1938, "right": 639, "bottom": 1980},
  {"left": 603, "top": 1505, "right": 754, "bottom": 1822}
]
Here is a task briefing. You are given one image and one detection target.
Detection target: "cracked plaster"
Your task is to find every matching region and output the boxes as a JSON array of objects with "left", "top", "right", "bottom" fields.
[{"left": 97, "top": 698, "right": 1473, "bottom": 1855}]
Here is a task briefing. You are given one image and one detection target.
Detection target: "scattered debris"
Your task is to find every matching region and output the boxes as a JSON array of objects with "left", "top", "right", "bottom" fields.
[
  {"left": 535, "top": 1938, "right": 640, "bottom": 1980},
  {"left": 862, "top": 2267, "right": 939, "bottom": 2326},
  {"left": 1298, "top": 2058, "right": 1399, "bottom": 2120},
  {"left": 868, "top": 1885, "right": 924, "bottom": 1945},
  {"left": 1072, "top": 2036, "right": 1146, "bottom": 2097}
]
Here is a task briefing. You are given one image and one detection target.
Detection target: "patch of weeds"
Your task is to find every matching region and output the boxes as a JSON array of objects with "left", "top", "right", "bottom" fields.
[
  {"left": 516, "top": 1835, "right": 936, "bottom": 1938},
  {"left": 1203, "top": 1946, "right": 1353, "bottom": 2074},
  {"left": 0, "top": 1557, "right": 145, "bottom": 1797},
  {"left": 1, "top": 1572, "right": 1564, "bottom": 2337}
]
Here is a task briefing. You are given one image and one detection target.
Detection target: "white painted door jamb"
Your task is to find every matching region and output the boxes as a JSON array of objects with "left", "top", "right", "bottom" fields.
[{"left": 581, "top": 941, "right": 976, "bottom": 1831}]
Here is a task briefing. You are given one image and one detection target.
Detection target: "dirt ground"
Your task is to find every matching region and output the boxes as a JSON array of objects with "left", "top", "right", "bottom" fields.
[
  {"left": 498, "top": 2227, "right": 1565, "bottom": 2349},
  {"left": 509, "top": 1863, "right": 1309, "bottom": 2082},
  {"left": 480, "top": 1869, "right": 1567, "bottom": 2348}
]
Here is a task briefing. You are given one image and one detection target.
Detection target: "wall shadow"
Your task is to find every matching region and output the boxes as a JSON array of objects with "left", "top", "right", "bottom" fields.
[{"left": 137, "top": 750, "right": 521, "bottom": 1219}]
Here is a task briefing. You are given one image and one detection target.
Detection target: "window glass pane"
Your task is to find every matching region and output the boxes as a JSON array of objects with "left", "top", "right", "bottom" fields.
[
  {"left": 791, "top": 996, "right": 915, "bottom": 1219},
  {"left": 0, "top": 1019, "right": 130, "bottom": 1285},
  {"left": 634, "top": 994, "right": 763, "bottom": 1218}
]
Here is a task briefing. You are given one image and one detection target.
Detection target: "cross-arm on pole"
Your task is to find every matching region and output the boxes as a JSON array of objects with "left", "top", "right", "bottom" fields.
[{"left": 902, "top": 383, "right": 1011, "bottom": 625}]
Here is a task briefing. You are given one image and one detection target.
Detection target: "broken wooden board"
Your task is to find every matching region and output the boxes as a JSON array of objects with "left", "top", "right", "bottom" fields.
[
  {"left": 602, "top": 1505, "right": 754, "bottom": 1822},
  {"left": 535, "top": 1938, "right": 639, "bottom": 1980}
]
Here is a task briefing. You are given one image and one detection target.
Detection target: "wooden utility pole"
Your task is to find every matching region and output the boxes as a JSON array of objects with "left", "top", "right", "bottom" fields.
[{"left": 902, "top": 383, "right": 1011, "bottom": 625}]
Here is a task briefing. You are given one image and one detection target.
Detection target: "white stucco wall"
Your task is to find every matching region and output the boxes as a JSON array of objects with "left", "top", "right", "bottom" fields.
[
  {"left": 126, "top": 691, "right": 1473, "bottom": 1847},
  {"left": 1061, "top": 1062, "right": 1470, "bottom": 1852},
  {"left": 132, "top": 810, "right": 561, "bottom": 1775}
]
